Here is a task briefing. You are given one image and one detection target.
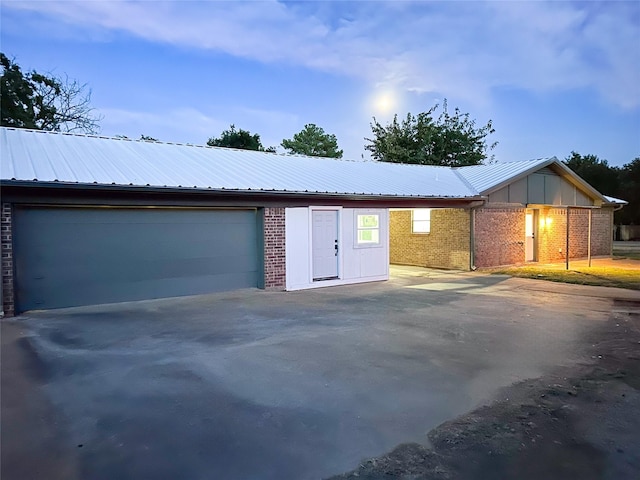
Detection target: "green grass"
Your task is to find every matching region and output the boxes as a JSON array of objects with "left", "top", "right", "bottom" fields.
[{"left": 490, "top": 265, "right": 640, "bottom": 290}]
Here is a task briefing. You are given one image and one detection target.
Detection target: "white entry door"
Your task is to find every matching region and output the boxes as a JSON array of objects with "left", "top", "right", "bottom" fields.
[
  {"left": 525, "top": 211, "right": 536, "bottom": 262},
  {"left": 312, "top": 210, "right": 339, "bottom": 280}
]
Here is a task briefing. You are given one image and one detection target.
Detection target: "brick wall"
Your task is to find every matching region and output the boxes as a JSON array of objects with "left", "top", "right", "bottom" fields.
[
  {"left": 263, "top": 207, "right": 286, "bottom": 290},
  {"left": 537, "top": 207, "right": 612, "bottom": 263},
  {"left": 389, "top": 209, "right": 470, "bottom": 270},
  {"left": 474, "top": 206, "right": 526, "bottom": 267},
  {"left": 1, "top": 203, "right": 14, "bottom": 317},
  {"left": 474, "top": 206, "right": 613, "bottom": 267},
  {"left": 593, "top": 208, "right": 614, "bottom": 256}
]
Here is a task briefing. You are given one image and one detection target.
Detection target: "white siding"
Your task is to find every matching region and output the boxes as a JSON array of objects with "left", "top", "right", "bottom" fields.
[
  {"left": 285, "top": 207, "right": 389, "bottom": 291},
  {"left": 285, "top": 207, "right": 311, "bottom": 289}
]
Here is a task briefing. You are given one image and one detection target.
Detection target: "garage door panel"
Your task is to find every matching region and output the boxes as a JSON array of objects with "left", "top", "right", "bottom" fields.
[
  {"left": 26, "top": 220, "right": 255, "bottom": 247},
  {"left": 30, "top": 208, "right": 255, "bottom": 225},
  {"left": 14, "top": 207, "right": 259, "bottom": 312},
  {"left": 33, "top": 254, "right": 257, "bottom": 284},
  {"left": 22, "top": 271, "right": 258, "bottom": 310}
]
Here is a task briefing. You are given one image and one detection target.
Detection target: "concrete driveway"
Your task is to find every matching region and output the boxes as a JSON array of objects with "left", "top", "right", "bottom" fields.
[{"left": 1, "top": 267, "right": 628, "bottom": 480}]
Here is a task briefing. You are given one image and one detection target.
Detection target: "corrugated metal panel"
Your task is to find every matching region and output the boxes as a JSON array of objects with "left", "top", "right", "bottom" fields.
[
  {"left": 0, "top": 128, "right": 476, "bottom": 198},
  {"left": 453, "top": 158, "right": 555, "bottom": 194},
  {"left": 604, "top": 195, "right": 628, "bottom": 205}
]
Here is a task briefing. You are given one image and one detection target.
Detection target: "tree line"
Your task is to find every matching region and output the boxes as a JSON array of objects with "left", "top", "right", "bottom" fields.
[
  {"left": 1, "top": 53, "right": 637, "bottom": 224},
  {"left": 565, "top": 152, "right": 639, "bottom": 225}
]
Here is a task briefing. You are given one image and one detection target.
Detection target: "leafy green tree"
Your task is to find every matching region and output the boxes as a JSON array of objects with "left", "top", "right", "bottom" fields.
[
  {"left": 207, "top": 124, "right": 274, "bottom": 152},
  {"left": 281, "top": 124, "right": 343, "bottom": 158},
  {"left": 563, "top": 152, "right": 620, "bottom": 198},
  {"left": 1, "top": 53, "right": 101, "bottom": 133},
  {"left": 365, "top": 100, "right": 496, "bottom": 166},
  {"left": 616, "top": 157, "right": 640, "bottom": 225}
]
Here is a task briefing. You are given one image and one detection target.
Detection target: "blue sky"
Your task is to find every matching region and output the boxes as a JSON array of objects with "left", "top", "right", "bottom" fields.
[{"left": 1, "top": 0, "right": 639, "bottom": 166}]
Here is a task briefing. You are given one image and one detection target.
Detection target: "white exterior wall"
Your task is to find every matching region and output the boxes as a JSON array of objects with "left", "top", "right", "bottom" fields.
[{"left": 285, "top": 207, "right": 389, "bottom": 291}]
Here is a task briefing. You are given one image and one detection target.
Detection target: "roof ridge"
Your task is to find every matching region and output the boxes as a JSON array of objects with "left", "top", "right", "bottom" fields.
[
  {"left": 0, "top": 126, "right": 385, "bottom": 163},
  {"left": 0, "top": 128, "right": 481, "bottom": 168},
  {"left": 451, "top": 169, "right": 480, "bottom": 194}
]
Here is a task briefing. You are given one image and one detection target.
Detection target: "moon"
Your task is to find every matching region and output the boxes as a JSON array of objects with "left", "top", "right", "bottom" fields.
[{"left": 372, "top": 91, "right": 397, "bottom": 115}]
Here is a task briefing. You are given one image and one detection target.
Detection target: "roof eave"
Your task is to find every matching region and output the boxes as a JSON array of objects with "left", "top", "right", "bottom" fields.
[{"left": 0, "top": 180, "right": 485, "bottom": 203}]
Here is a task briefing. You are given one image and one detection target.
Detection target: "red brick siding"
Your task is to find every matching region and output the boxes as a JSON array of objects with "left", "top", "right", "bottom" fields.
[
  {"left": 389, "top": 209, "right": 471, "bottom": 270},
  {"left": 474, "top": 207, "right": 525, "bottom": 267},
  {"left": 475, "top": 206, "right": 613, "bottom": 267},
  {"left": 537, "top": 208, "right": 612, "bottom": 263},
  {"left": 263, "top": 207, "right": 286, "bottom": 290},
  {"left": 1, "top": 203, "right": 14, "bottom": 317},
  {"left": 592, "top": 208, "right": 614, "bottom": 256}
]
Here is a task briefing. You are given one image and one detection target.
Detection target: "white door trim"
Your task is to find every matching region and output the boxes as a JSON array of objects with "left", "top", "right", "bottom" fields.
[
  {"left": 525, "top": 209, "right": 537, "bottom": 262},
  {"left": 308, "top": 206, "right": 342, "bottom": 282}
]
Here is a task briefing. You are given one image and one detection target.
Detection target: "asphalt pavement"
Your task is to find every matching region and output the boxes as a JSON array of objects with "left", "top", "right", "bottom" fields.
[{"left": 2, "top": 266, "right": 631, "bottom": 480}]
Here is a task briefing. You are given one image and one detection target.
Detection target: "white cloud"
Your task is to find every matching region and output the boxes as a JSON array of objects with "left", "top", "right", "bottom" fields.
[{"left": 6, "top": 0, "right": 640, "bottom": 108}]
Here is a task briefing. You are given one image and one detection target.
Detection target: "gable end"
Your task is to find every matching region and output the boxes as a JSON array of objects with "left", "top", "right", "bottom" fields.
[{"left": 487, "top": 166, "right": 599, "bottom": 206}]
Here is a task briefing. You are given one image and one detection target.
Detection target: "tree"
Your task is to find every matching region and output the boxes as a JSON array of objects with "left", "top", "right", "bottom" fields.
[
  {"left": 1, "top": 53, "right": 101, "bottom": 133},
  {"left": 207, "top": 124, "right": 274, "bottom": 152},
  {"left": 563, "top": 153, "right": 640, "bottom": 225},
  {"left": 616, "top": 157, "right": 640, "bottom": 225},
  {"left": 281, "top": 124, "right": 343, "bottom": 158},
  {"left": 365, "top": 100, "right": 496, "bottom": 166},
  {"left": 563, "top": 152, "right": 620, "bottom": 198}
]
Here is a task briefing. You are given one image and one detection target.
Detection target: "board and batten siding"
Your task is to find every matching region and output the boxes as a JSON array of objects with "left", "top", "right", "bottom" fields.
[
  {"left": 488, "top": 170, "right": 593, "bottom": 206},
  {"left": 285, "top": 207, "right": 389, "bottom": 290}
]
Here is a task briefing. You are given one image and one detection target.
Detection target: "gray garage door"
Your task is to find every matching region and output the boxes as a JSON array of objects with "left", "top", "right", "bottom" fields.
[{"left": 14, "top": 207, "right": 259, "bottom": 312}]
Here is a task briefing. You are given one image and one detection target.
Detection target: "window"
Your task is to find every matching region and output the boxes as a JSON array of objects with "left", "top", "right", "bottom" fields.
[
  {"left": 412, "top": 209, "right": 431, "bottom": 233},
  {"left": 356, "top": 214, "right": 380, "bottom": 245}
]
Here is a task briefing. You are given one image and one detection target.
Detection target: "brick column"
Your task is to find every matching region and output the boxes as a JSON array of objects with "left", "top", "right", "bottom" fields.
[
  {"left": 474, "top": 206, "right": 525, "bottom": 267},
  {"left": 263, "top": 207, "right": 286, "bottom": 290},
  {"left": 1, "top": 203, "right": 14, "bottom": 317}
]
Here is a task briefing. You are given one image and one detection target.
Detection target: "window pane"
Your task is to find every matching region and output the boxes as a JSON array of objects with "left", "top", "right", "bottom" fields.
[
  {"left": 413, "top": 220, "right": 430, "bottom": 233},
  {"left": 412, "top": 209, "right": 431, "bottom": 233},
  {"left": 412, "top": 209, "right": 431, "bottom": 221},
  {"left": 358, "top": 215, "right": 379, "bottom": 228},
  {"left": 358, "top": 229, "right": 379, "bottom": 244}
]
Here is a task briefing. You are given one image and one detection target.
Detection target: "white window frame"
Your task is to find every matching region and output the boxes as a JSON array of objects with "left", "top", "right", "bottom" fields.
[
  {"left": 412, "top": 209, "right": 431, "bottom": 234},
  {"left": 355, "top": 212, "right": 381, "bottom": 247}
]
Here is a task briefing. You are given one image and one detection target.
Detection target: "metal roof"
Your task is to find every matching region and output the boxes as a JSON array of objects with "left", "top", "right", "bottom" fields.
[
  {"left": 453, "top": 157, "right": 610, "bottom": 204},
  {"left": 1, "top": 127, "right": 477, "bottom": 198},
  {"left": 603, "top": 195, "right": 628, "bottom": 205},
  {"left": 453, "top": 157, "right": 555, "bottom": 194},
  {"left": 0, "top": 128, "right": 613, "bottom": 203}
]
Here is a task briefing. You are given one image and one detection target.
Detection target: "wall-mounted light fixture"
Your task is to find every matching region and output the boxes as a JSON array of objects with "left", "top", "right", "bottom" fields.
[{"left": 539, "top": 215, "right": 553, "bottom": 230}]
